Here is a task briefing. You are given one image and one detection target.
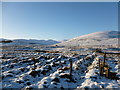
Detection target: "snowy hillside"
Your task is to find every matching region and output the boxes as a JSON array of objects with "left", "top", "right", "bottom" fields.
[
  {"left": 57, "top": 31, "right": 119, "bottom": 46},
  {"left": 0, "top": 39, "right": 60, "bottom": 46}
]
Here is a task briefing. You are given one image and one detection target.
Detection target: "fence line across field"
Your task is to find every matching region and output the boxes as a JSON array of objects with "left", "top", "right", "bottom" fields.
[{"left": 96, "top": 51, "right": 120, "bottom": 79}]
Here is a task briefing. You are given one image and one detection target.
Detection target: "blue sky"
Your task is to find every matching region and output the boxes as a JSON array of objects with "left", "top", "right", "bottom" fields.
[{"left": 2, "top": 2, "right": 118, "bottom": 40}]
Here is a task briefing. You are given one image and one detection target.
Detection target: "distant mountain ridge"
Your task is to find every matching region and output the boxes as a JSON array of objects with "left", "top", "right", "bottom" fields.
[
  {"left": 57, "top": 31, "right": 119, "bottom": 46},
  {"left": 0, "top": 38, "right": 60, "bottom": 46}
]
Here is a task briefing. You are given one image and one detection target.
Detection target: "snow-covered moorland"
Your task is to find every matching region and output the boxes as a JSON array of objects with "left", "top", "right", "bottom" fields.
[
  {"left": 1, "top": 31, "right": 120, "bottom": 89},
  {"left": 1, "top": 44, "right": 120, "bottom": 89}
]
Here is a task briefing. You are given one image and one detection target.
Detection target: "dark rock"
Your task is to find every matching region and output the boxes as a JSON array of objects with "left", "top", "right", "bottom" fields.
[
  {"left": 17, "top": 80, "right": 24, "bottom": 84},
  {"left": 29, "top": 70, "right": 40, "bottom": 77},
  {"left": 95, "top": 72, "right": 99, "bottom": 74},
  {"left": 81, "top": 70, "right": 84, "bottom": 73},
  {"left": 20, "top": 68, "right": 25, "bottom": 72},
  {"left": 25, "top": 86, "right": 33, "bottom": 90},
  {"left": 59, "top": 74, "right": 70, "bottom": 79},
  {"left": 43, "top": 85, "right": 48, "bottom": 88},
  {"left": 53, "top": 82, "right": 57, "bottom": 85},
  {"left": 2, "top": 67, "right": 4, "bottom": 69},
  {"left": 39, "top": 56, "right": 44, "bottom": 59},
  {"left": 52, "top": 62, "right": 59, "bottom": 67},
  {"left": 60, "top": 87, "right": 64, "bottom": 89},
  {"left": 44, "top": 82, "right": 47, "bottom": 84},
  {"left": 62, "top": 67, "right": 70, "bottom": 70},
  {"left": 90, "top": 76, "right": 97, "bottom": 79},
  {"left": 52, "top": 78, "right": 60, "bottom": 82},
  {"left": 114, "top": 62, "right": 117, "bottom": 65},
  {"left": 26, "top": 82, "right": 31, "bottom": 85},
  {"left": 85, "top": 70, "right": 89, "bottom": 73},
  {"left": 41, "top": 70, "right": 49, "bottom": 75},
  {"left": 61, "top": 61, "right": 66, "bottom": 64},
  {"left": 24, "top": 79, "right": 29, "bottom": 81},
  {"left": 47, "top": 65, "right": 52, "bottom": 70},
  {"left": 2, "top": 76, "right": 4, "bottom": 79},
  {"left": 6, "top": 74, "right": 13, "bottom": 77},
  {"left": 8, "top": 71, "right": 14, "bottom": 74},
  {"left": 46, "top": 62, "right": 50, "bottom": 64},
  {"left": 109, "top": 72, "right": 119, "bottom": 80},
  {"left": 10, "top": 65, "right": 14, "bottom": 68}
]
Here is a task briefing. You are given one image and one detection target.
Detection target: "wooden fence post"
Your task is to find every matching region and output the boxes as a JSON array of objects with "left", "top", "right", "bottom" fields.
[
  {"left": 32, "top": 57, "right": 36, "bottom": 71},
  {"left": 69, "top": 58, "right": 72, "bottom": 81},
  {"left": 106, "top": 68, "right": 110, "bottom": 78},
  {"left": 103, "top": 52, "right": 106, "bottom": 67},
  {"left": 98, "top": 59, "right": 101, "bottom": 75},
  {"left": 97, "top": 51, "right": 120, "bottom": 77},
  {"left": 83, "top": 56, "right": 85, "bottom": 62},
  {"left": 103, "top": 52, "right": 106, "bottom": 75}
]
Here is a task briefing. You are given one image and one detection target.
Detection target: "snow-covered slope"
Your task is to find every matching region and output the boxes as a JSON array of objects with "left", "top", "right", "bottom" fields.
[
  {"left": 71, "top": 31, "right": 118, "bottom": 40},
  {"left": 1, "top": 39, "right": 60, "bottom": 46},
  {"left": 57, "top": 31, "right": 119, "bottom": 46}
]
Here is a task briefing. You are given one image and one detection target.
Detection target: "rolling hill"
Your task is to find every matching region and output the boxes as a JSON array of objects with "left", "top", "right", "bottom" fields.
[{"left": 57, "top": 31, "right": 119, "bottom": 47}]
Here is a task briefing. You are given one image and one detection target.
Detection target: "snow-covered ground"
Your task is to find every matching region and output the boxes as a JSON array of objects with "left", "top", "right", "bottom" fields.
[
  {"left": 1, "top": 44, "right": 120, "bottom": 89},
  {"left": 1, "top": 31, "right": 119, "bottom": 89}
]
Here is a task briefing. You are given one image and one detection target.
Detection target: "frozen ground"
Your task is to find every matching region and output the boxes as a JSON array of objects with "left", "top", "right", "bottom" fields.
[{"left": 1, "top": 44, "right": 120, "bottom": 89}]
